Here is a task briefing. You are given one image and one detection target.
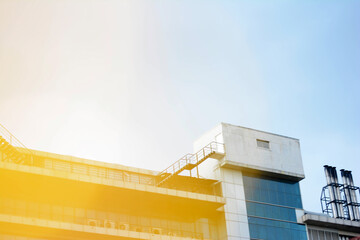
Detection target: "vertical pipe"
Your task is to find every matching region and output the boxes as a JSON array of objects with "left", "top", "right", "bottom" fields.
[
  {"left": 348, "top": 171, "right": 360, "bottom": 220},
  {"left": 332, "top": 167, "right": 345, "bottom": 218},
  {"left": 324, "top": 166, "right": 339, "bottom": 218},
  {"left": 341, "top": 169, "right": 354, "bottom": 220}
]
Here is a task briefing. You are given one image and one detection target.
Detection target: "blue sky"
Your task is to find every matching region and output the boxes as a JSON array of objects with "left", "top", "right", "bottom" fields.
[{"left": 0, "top": 0, "right": 359, "bottom": 212}]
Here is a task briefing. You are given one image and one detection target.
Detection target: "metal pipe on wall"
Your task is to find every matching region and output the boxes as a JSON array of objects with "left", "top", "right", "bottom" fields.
[
  {"left": 347, "top": 170, "right": 360, "bottom": 221},
  {"left": 332, "top": 166, "right": 345, "bottom": 218},
  {"left": 324, "top": 166, "right": 339, "bottom": 218},
  {"left": 324, "top": 166, "right": 345, "bottom": 218},
  {"left": 341, "top": 169, "right": 355, "bottom": 220}
]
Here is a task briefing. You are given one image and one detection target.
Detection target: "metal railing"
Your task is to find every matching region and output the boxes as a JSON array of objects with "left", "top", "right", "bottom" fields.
[
  {"left": 158, "top": 142, "right": 225, "bottom": 179},
  {"left": 0, "top": 197, "right": 205, "bottom": 239},
  {"left": 0, "top": 124, "right": 34, "bottom": 164},
  {"left": 0, "top": 123, "right": 33, "bottom": 156},
  {"left": 0, "top": 123, "right": 223, "bottom": 196},
  {"left": 26, "top": 155, "right": 156, "bottom": 185}
]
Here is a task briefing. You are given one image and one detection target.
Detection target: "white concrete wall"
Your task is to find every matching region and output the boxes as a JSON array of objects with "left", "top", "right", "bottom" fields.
[
  {"left": 194, "top": 123, "right": 305, "bottom": 180},
  {"left": 220, "top": 168, "right": 250, "bottom": 240},
  {"left": 221, "top": 123, "right": 304, "bottom": 179}
]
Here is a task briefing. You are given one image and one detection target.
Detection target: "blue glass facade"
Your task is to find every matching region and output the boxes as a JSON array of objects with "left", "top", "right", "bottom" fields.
[{"left": 243, "top": 174, "right": 307, "bottom": 240}]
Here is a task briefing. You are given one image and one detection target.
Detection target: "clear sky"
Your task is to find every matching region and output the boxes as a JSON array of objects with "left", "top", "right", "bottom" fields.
[{"left": 0, "top": 0, "right": 359, "bottom": 213}]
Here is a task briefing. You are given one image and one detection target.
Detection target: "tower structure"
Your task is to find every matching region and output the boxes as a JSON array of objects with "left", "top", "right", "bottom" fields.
[{"left": 194, "top": 123, "right": 307, "bottom": 240}]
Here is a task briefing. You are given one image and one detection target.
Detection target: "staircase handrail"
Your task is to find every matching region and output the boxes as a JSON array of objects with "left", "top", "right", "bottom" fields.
[
  {"left": 157, "top": 141, "right": 225, "bottom": 178},
  {"left": 0, "top": 123, "right": 33, "bottom": 156}
]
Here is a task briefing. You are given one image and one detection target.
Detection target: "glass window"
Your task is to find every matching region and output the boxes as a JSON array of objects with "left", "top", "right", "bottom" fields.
[
  {"left": 248, "top": 217, "right": 307, "bottom": 240},
  {"left": 244, "top": 175, "right": 307, "bottom": 240},
  {"left": 243, "top": 175, "right": 303, "bottom": 208}
]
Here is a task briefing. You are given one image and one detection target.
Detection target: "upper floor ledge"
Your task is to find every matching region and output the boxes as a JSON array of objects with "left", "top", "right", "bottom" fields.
[
  {"left": 220, "top": 159, "right": 305, "bottom": 182},
  {"left": 0, "top": 213, "right": 208, "bottom": 240},
  {"left": 302, "top": 212, "right": 360, "bottom": 233},
  {"left": 0, "top": 161, "right": 226, "bottom": 205}
]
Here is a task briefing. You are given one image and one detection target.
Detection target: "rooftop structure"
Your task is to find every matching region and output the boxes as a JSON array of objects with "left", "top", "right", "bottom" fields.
[
  {"left": 1, "top": 122, "right": 358, "bottom": 240},
  {"left": 303, "top": 166, "right": 360, "bottom": 240}
]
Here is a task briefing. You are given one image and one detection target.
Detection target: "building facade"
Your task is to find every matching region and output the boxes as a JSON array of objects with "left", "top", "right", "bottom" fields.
[
  {"left": 193, "top": 123, "right": 307, "bottom": 240},
  {"left": 0, "top": 122, "right": 358, "bottom": 240}
]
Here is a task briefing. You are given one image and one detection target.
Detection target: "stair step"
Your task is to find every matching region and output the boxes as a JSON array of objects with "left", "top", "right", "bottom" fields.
[
  {"left": 184, "top": 163, "right": 197, "bottom": 170},
  {"left": 0, "top": 135, "right": 29, "bottom": 164}
]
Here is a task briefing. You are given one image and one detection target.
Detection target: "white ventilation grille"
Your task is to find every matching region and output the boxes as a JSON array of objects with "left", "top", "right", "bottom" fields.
[{"left": 256, "top": 139, "right": 270, "bottom": 149}]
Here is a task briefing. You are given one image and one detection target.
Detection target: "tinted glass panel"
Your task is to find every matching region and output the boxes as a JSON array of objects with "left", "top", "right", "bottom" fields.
[
  {"left": 243, "top": 175, "right": 307, "bottom": 240},
  {"left": 246, "top": 201, "right": 297, "bottom": 222},
  {"left": 248, "top": 217, "right": 307, "bottom": 240},
  {"left": 243, "top": 175, "right": 303, "bottom": 208}
]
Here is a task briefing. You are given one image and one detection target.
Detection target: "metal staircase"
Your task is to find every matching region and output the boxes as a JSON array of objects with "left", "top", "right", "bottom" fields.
[
  {"left": 156, "top": 142, "right": 225, "bottom": 187},
  {"left": 0, "top": 123, "right": 33, "bottom": 164}
]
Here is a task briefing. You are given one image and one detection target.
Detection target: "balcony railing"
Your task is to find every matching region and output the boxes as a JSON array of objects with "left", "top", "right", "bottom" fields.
[
  {"left": 0, "top": 197, "right": 205, "bottom": 239},
  {"left": 158, "top": 142, "right": 225, "bottom": 178}
]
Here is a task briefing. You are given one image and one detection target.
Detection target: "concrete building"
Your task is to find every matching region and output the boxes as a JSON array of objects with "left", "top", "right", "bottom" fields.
[
  {"left": 302, "top": 211, "right": 360, "bottom": 240},
  {"left": 301, "top": 166, "right": 360, "bottom": 240},
  {"left": 194, "top": 123, "right": 307, "bottom": 240},
  {"left": 0, "top": 122, "right": 358, "bottom": 240}
]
